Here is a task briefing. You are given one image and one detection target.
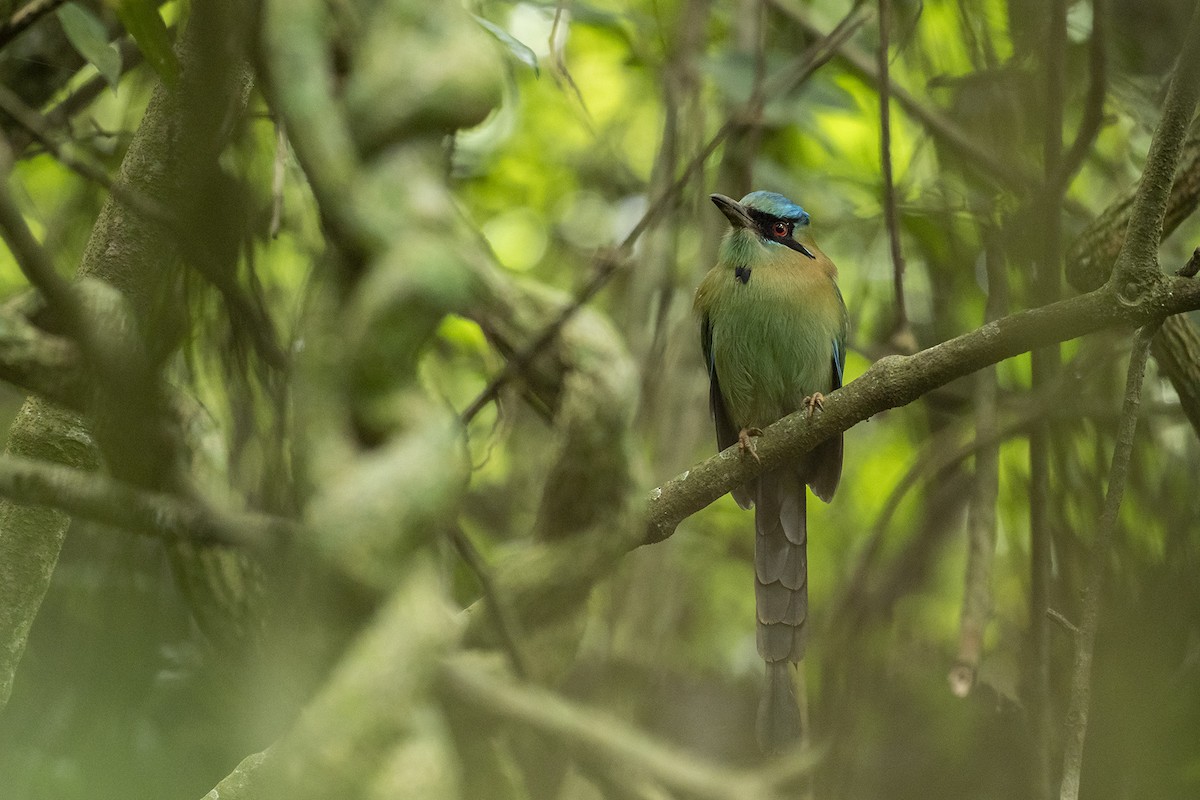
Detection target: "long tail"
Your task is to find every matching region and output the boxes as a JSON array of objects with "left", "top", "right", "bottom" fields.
[{"left": 754, "top": 469, "right": 807, "bottom": 752}]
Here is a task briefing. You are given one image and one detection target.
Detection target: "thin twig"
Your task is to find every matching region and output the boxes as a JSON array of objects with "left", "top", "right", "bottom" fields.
[
  {"left": 711, "top": 0, "right": 767, "bottom": 194},
  {"left": 461, "top": 249, "right": 623, "bottom": 423},
  {"left": 760, "top": 3, "right": 871, "bottom": 99},
  {"left": 877, "top": 0, "right": 909, "bottom": 340},
  {"left": 750, "top": 0, "right": 768, "bottom": 110},
  {"left": 8, "top": 36, "right": 148, "bottom": 156},
  {"left": 636, "top": 0, "right": 710, "bottom": 423},
  {"left": 1046, "top": 607, "right": 1079, "bottom": 638},
  {"left": 950, "top": 230, "right": 1006, "bottom": 698},
  {"left": 0, "top": 0, "right": 67, "bottom": 50},
  {"left": 1056, "top": 0, "right": 1108, "bottom": 188},
  {"left": 838, "top": 378, "right": 1075, "bottom": 637},
  {"left": 549, "top": 1, "right": 591, "bottom": 121},
  {"left": 1179, "top": 246, "right": 1200, "bottom": 278},
  {"left": 1058, "top": 321, "right": 1161, "bottom": 800},
  {"left": 770, "top": 0, "right": 1034, "bottom": 196},
  {"left": 1029, "top": 5, "right": 1068, "bottom": 797},
  {"left": 0, "top": 83, "right": 177, "bottom": 227},
  {"left": 448, "top": 524, "right": 531, "bottom": 680},
  {"left": 0, "top": 147, "right": 87, "bottom": 336},
  {"left": 270, "top": 120, "right": 287, "bottom": 239}
]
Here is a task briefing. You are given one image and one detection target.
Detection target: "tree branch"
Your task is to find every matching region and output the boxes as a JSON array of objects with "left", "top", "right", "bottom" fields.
[
  {"left": 440, "top": 653, "right": 815, "bottom": 800},
  {"left": 952, "top": 236, "right": 1004, "bottom": 696},
  {"left": 1057, "top": 322, "right": 1160, "bottom": 800},
  {"left": 1065, "top": 120, "right": 1200, "bottom": 444},
  {"left": 1066, "top": 127, "right": 1200, "bottom": 292},
  {"left": 0, "top": 453, "right": 294, "bottom": 547},
  {"left": 1030, "top": 6, "right": 1069, "bottom": 794},
  {"left": 643, "top": 276, "right": 1200, "bottom": 545},
  {"left": 1064, "top": 127, "right": 1200, "bottom": 438},
  {"left": 0, "top": 294, "right": 84, "bottom": 406},
  {"left": 448, "top": 524, "right": 531, "bottom": 680},
  {"left": 1112, "top": 1, "right": 1200, "bottom": 282}
]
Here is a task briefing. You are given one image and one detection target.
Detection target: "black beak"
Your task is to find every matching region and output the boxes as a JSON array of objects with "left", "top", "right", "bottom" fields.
[{"left": 710, "top": 194, "right": 754, "bottom": 230}]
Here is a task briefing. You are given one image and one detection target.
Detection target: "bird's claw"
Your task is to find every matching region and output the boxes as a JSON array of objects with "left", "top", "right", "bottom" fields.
[
  {"left": 738, "top": 427, "right": 763, "bottom": 462},
  {"left": 803, "top": 393, "right": 826, "bottom": 417}
]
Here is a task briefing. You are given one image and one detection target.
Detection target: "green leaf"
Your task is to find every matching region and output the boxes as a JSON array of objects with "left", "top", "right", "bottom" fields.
[
  {"left": 472, "top": 14, "right": 539, "bottom": 76},
  {"left": 106, "top": 0, "right": 178, "bottom": 89},
  {"left": 57, "top": 3, "right": 122, "bottom": 92}
]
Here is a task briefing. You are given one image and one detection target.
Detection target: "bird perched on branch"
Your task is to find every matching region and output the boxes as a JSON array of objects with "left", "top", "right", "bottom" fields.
[{"left": 694, "top": 190, "right": 847, "bottom": 752}]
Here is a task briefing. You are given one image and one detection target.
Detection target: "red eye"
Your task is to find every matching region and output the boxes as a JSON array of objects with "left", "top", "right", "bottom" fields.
[{"left": 772, "top": 222, "right": 789, "bottom": 237}]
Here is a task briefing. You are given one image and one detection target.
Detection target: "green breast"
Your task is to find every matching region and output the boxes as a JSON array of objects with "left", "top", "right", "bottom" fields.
[{"left": 707, "top": 269, "right": 839, "bottom": 429}]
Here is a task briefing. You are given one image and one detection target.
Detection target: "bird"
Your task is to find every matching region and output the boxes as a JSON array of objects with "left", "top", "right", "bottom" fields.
[{"left": 694, "top": 190, "right": 847, "bottom": 752}]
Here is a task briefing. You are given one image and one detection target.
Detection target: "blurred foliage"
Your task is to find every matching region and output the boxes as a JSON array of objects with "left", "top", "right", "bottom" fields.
[{"left": 0, "top": 0, "right": 1198, "bottom": 799}]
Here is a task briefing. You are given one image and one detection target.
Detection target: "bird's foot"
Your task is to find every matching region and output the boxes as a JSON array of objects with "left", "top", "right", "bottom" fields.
[
  {"left": 738, "top": 427, "right": 764, "bottom": 462},
  {"left": 803, "top": 393, "right": 826, "bottom": 417}
]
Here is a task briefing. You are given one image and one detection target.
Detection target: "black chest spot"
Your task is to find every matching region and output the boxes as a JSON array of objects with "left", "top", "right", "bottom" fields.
[{"left": 734, "top": 266, "right": 751, "bottom": 285}]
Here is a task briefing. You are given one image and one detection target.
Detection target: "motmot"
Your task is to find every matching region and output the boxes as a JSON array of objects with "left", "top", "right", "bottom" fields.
[{"left": 694, "top": 191, "right": 847, "bottom": 752}]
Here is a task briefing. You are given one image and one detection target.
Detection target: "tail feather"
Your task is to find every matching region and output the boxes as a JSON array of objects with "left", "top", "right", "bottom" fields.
[
  {"left": 757, "top": 661, "right": 802, "bottom": 753},
  {"left": 754, "top": 529, "right": 806, "bottom": 587},
  {"left": 807, "top": 433, "right": 843, "bottom": 503},
  {"left": 754, "top": 470, "right": 808, "bottom": 752},
  {"left": 756, "top": 581, "right": 806, "bottom": 624},
  {"left": 754, "top": 470, "right": 808, "bottom": 662}
]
